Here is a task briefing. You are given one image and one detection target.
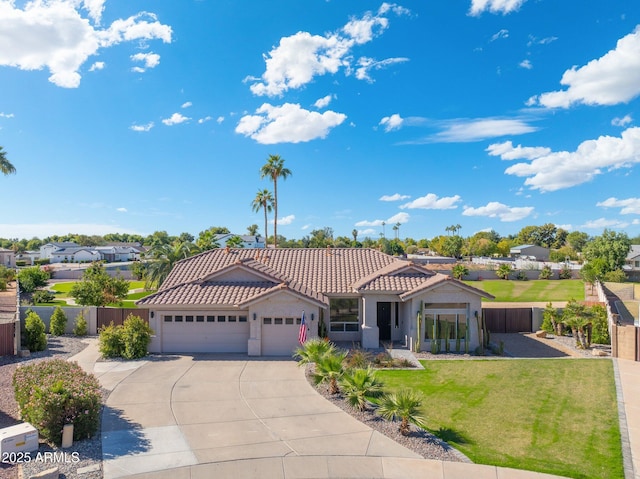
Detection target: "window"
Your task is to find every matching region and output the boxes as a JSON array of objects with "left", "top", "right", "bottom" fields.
[
  {"left": 185, "top": 315, "right": 194, "bottom": 322},
  {"left": 228, "top": 315, "right": 237, "bottom": 322},
  {"left": 285, "top": 318, "right": 294, "bottom": 325},
  {"left": 164, "top": 315, "right": 172, "bottom": 322},
  {"left": 296, "top": 318, "right": 302, "bottom": 325},
  {"left": 239, "top": 316, "right": 247, "bottom": 322},
  {"left": 274, "top": 318, "right": 283, "bottom": 325},
  {"left": 423, "top": 313, "right": 466, "bottom": 340},
  {"left": 217, "top": 315, "right": 226, "bottom": 322},
  {"left": 206, "top": 315, "right": 215, "bottom": 322},
  {"left": 174, "top": 315, "right": 183, "bottom": 322},
  {"left": 196, "top": 315, "right": 204, "bottom": 322},
  {"left": 263, "top": 317, "right": 272, "bottom": 325},
  {"left": 330, "top": 298, "right": 359, "bottom": 332}
]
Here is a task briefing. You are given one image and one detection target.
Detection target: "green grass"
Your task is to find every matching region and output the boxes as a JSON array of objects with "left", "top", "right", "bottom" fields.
[
  {"left": 465, "top": 279, "right": 585, "bottom": 302},
  {"left": 51, "top": 280, "right": 150, "bottom": 298},
  {"left": 377, "top": 359, "right": 622, "bottom": 479}
]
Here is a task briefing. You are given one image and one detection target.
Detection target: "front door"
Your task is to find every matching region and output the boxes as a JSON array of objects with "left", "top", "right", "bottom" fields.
[{"left": 377, "top": 302, "right": 391, "bottom": 341}]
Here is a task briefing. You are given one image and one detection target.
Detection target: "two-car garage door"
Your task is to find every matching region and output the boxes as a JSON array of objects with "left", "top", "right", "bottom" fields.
[{"left": 161, "top": 313, "right": 249, "bottom": 353}]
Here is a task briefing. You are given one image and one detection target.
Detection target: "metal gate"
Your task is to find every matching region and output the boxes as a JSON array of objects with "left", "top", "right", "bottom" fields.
[
  {"left": 97, "top": 308, "right": 149, "bottom": 330},
  {"left": 483, "top": 308, "right": 532, "bottom": 333}
]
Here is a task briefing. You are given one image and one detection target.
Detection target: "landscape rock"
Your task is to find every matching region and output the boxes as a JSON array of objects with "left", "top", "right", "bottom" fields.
[
  {"left": 591, "top": 349, "right": 608, "bottom": 357},
  {"left": 535, "top": 330, "right": 547, "bottom": 338},
  {"left": 29, "top": 466, "right": 59, "bottom": 479}
]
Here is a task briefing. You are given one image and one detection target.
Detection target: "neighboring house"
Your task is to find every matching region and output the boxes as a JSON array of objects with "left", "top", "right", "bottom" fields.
[
  {"left": 0, "top": 248, "right": 15, "bottom": 268},
  {"left": 16, "top": 251, "right": 39, "bottom": 265},
  {"left": 625, "top": 245, "right": 640, "bottom": 271},
  {"left": 50, "top": 247, "right": 101, "bottom": 263},
  {"left": 138, "top": 248, "right": 492, "bottom": 356},
  {"left": 40, "top": 242, "right": 79, "bottom": 260},
  {"left": 95, "top": 243, "right": 146, "bottom": 262},
  {"left": 509, "top": 244, "right": 550, "bottom": 261},
  {"left": 214, "top": 234, "right": 265, "bottom": 249}
]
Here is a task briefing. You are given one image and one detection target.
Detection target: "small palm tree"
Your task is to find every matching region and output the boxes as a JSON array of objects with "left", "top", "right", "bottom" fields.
[
  {"left": 146, "top": 242, "right": 197, "bottom": 288},
  {"left": 377, "top": 389, "right": 427, "bottom": 436},
  {"left": 313, "top": 350, "right": 347, "bottom": 394},
  {"left": 293, "top": 338, "right": 337, "bottom": 365},
  {"left": 339, "top": 368, "right": 384, "bottom": 411},
  {"left": 260, "top": 155, "right": 291, "bottom": 248},
  {"left": 251, "top": 189, "right": 274, "bottom": 247},
  {"left": 562, "top": 299, "right": 593, "bottom": 349},
  {"left": 0, "top": 146, "right": 16, "bottom": 176}
]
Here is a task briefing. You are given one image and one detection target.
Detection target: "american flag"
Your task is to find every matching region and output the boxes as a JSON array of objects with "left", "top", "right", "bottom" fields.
[{"left": 298, "top": 311, "right": 307, "bottom": 344}]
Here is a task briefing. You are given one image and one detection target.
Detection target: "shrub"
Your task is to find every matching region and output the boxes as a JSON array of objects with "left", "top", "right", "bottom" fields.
[
  {"left": 452, "top": 264, "right": 469, "bottom": 280},
  {"left": 515, "top": 270, "right": 528, "bottom": 281},
  {"left": 496, "top": 263, "right": 512, "bottom": 280},
  {"left": 590, "top": 304, "right": 610, "bottom": 345},
  {"left": 339, "top": 368, "right": 384, "bottom": 411},
  {"left": 121, "top": 314, "right": 154, "bottom": 359},
  {"left": 293, "top": 338, "right": 337, "bottom": 365},
  {"left": 538, "top": 265, "right": 553, "bottom": 280},
  {"left": 98, "top": 322, "right": 124, "bottom": 358},
  {"left": 344, "top": 348, "right": 373, "bottom": 369},
  {"left": 73, "top": 311, "right": 88, "bottom": 337},
  {"left": 558, "top": 266, "right": 572, "bottom": 279},
  {"left": 0, "top": 278, "right": 5, "bottom": 291},
  {"left": 13, "top": 359, "right": 101, "bottom": 445},
  {"left": 24, "top": 310, "right": 47, "bottom": 352},
  {"left": 604, "top": 269, "right": 627, "bottom": 282},
  {"left": 313, "top": 350, "right": 347, "bottom": 394},
  {"left": 17, "top": 266, "right": 50, "bottom": 294},
  {"left": 32, "top": 289, "right": 55, "bottom": 304},
  {"left": 49, "top": 306, "right": 67, "bottom": 335},
  {"left": 377, "top": 389, "right": 427, "bottom": 436}
]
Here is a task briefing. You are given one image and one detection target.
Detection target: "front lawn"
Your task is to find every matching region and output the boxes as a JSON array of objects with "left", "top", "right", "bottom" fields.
[
  {"left": 376, "top": 359, "right": 621, "bottom": 479},
  {"left": 466, "top": 279, "right": 584, "bottom": 302}
]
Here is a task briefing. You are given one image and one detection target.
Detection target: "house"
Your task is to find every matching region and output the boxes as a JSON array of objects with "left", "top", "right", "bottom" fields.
[
  {"left": 625, "top": 245, "right": 640, "bottom": 271},
  {"left": 95, "top": 243, "right": 146, "bottom": 262},
  {"left": 214, "top": 234, "right": 265, "bottom": 249},
  {"left": 16, "top": 251, "right": 39, "bottom": 266},
  {"left": 0, "top": 248, "right": 15, "bottom": 268},
  {"left": 509, "top": 244, "right": 550, "bottom": 261},
  {"left": 137, "top": 248, "right": 492, "bottom": 356},
  {"left": 40, "top": 242, "right": 79, "bottom": 261},
  {"left": 50, "top": 247, "right": 101, "bottom": 263}
]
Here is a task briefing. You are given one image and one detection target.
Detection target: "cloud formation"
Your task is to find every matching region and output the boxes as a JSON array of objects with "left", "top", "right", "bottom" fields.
[
  {"left": 400, "top": 193, "right": 461, "bottom": 210},
  {"left": 469, "top": 0, "right": 527, "bottom": 16},
  {"left": 462, "top": 202, "right": 534, "bottom": 222},
  {"left": 130, "top": 122, "right": 154, "bottom": 132},
  {"left": 0, "top": 1, "right": 172, "bottom": 88},
  {"left": 430, "top": 118, "right": 537, "bottom": 143},
  {"left": 355, "top": 211, "right": 410, "bottom": 228},
  {"left": 162, "top": 113, "right": 190, "bottom": 126},
  {"left": 597, "top": 197, "right": 640, "bottom": 215},
  {"left": 379, "top": 114, "right": 404, "bottom": 132},
  {"left": 249, "top": 3, "right": 409, "bottom": 96},
  {"left": 235, "top": 103, "right": 346, "bottom": 144},
  {"left": 379, "top": 193, "right": 410, "bottom": 202},
  {"left": 491, "top": 127, "right": 640, "bottom": 192},
  {"left": 530, "top": 26, "right": 640, "bottom": 108}
]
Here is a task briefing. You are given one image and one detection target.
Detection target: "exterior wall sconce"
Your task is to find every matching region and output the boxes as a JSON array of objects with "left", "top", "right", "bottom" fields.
[
  {"left": 150, "top": 311, "right": 154, "bottom": 318},
  {"left": 474, "top": 311, "right": 478, "bottom": 319},
  {"left": 253, "top": 313, "right": 257, "bottom": 321},
  {"left": 311, "top": 313, "right": 314, "bottom": 321}
]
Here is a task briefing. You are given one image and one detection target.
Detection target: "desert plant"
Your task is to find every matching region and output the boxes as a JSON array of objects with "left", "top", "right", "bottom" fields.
[
  {"left": 562, "top": 299, "right": 593, "bottom": 349},
  {"left": 344, "top": 348, "right": 373, "bottom": 369},
  {"left": 541, "top": 302, "right": 563, "bottom": 335},
  {"left": 13, "top": 359, "right": 101, "bottom": 445},
  {"left": 377, "top": 388, "right": 427, "bottom": 436},
  {"left": 590, "top": 304, "right": 610, "bottom": 345},
  {"left": 452, "top": 264, "right": 469, "bottom": 280},
  {"left": 293, "top": 337, "right": 337, "bottom": 365},
  {"left": 121, "top": 314, "right": 154, "bottom": 359},
  {"left": 339, "top": 367, "right": 384, "bottom": 411},
  {"left": 373, "top": 351, "right": 394, "bottom": 367},
  {"left": 49, "top": 306, "right": 67, "bottom": 336},
  {"left": 496, "top": 263, "right": 512, "bottom": 280},
  {"left": 73, "top": 311, "right": 88, "bottom": 337},
  {"left": 313, "top": 350, "right": 347, "bottom": 394},
  {"left": 539, "top": 265, "right": 553, "bottom": 280},
  {"left": 24, "top": 309, "right": 47, "bottom": 352},
  {"left": 558, "top": 266, "right": 572, "bottom": 279}
]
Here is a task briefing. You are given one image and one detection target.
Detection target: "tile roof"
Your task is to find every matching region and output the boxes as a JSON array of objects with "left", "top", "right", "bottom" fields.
[{"left": 139, "top": 248, "right": 491, "bottom": 307}]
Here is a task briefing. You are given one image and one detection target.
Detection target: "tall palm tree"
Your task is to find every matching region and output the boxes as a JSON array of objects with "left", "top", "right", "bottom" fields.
[
  {"left": 0, "top": 146, "right": 16, "bottom": 176},
  {"left": 251, "top": 189, "right": 274, "bottom": 248},
  {"left": 260, "top": 155, "right": 292, "bottom": 248}
]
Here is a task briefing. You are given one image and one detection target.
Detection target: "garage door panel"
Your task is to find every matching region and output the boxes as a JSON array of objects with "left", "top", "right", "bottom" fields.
[
  {"left": 162, "top": 318, "right": 249, "bottom": 353},
  {"left": 262, "top": 317, "right": 302, "bottom": 356}
]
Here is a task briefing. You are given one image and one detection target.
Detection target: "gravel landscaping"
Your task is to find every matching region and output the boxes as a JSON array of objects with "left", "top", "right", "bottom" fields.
[{"left": 0, "top": 335, "right": 103, "bottom": 479}]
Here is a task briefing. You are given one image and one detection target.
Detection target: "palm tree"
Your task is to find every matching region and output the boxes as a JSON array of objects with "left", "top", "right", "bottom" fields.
[
  {"left": 339, "top": 367, "right": 384, "bottom": 411},
  {"left": 0, "top": 146, "right": 16, "bottom": 176},
  {"left": 313, "top": 350, "right": 347, "bottom": 394},
  {"left": 251, "top": 189, "right": 274, "bottom": 248},
  {"left": 146, "top": 242, "right": 197, "bottom": 288},
  {"left": 293, "top": 338, "right": 337, "bottom": 365},
  {"left": 377, "top": 389, "right": 427, "bottom": 436},
  {"left": 562, "top": 299, "right": 593, "bottom": 349},
  {"left": 352, "top": 229, "right": 358, "bottom": 243},
  {"left": 260, "top": 155, "right": 291, "bottom": 248}
]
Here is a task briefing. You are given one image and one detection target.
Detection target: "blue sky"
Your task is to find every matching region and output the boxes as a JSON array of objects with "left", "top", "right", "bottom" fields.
[{"left": 1, "top": 0, "right": 640, "bottom": 241}]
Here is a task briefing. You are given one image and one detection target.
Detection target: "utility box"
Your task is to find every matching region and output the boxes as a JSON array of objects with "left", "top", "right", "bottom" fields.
[{"left": 0, "top": 423, "right": 39, "bottom": 454}]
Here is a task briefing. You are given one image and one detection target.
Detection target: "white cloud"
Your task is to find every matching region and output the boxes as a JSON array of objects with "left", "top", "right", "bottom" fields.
[
  {"left": 431, "top": 118, "right": 537, "bottom": 143},
  {"left": 379, "top": 113, "right": 404, "bottom": 132},
  {"left": 612, "top": 115, "right": 633, "bottom": 127},
  {"left": 314, "top": 94, "right": 334, "bottom": 109},
  {"left": 527, "top": 35, "right": 557, "bottom": 47},
  {"left": 486, "top": 140, "right": 551, "bottom": 160},
  {"left": 462, "top": 202, "right": 534, "bottom": 222},
  {"left": 130, "top": 52, "right": 160, "bottom": 71},
  {"left": 355, "top": 219, "right": 385, "bottom": 227},
  {"left": 519, "top": 59, "right": 532, "bottom": 70},
  {"left": 596, "top": 197, "right": 640, "bottom": 215},
  {"left": 277, "top": 214, "right": 295, "bottom": 226},
  {"left": 355, "top": 212, "right": 410, "bottom": 228},
  {"left": 531, "top": 26, "right": 640, "bottom": 108},
  {"left": 500, "top": 126, "right": 640, "bottom": 192},
  {"left": 400, "top": 193, "right": 461, "bottom": 210},
  {"left": 469, "top": 0, "right": 527, "bottom": 16},
  {"left": 355, "top": 56, "right": 409, "bottom": 82},
  {"left": 162, "top": 113, "right": 190, "bottom": 126},
  {"left": 0, "top": 2, "right": 172, "bottom": 88},
  {"left": 130, "top": 122, "right": 154, "bottom": 132},
  {"left": 490, "top": 29, "right": 509, "bottom": 42},
  {"left": 216, "top": 116, "right": 224, "bottom": 123},
  {"left": 249, "top": 5, "right": 408, "bottom": 96},
  {"left": 197, "top": 116, "right": 212, "bottom": 124},
  {"left": 181, "top": 101, "right": 192, "bottom": 109},
  {"left": 581, "top": 217, "right": 629, "bottom": 229},
  {"left": 116, "top": 207, "right": 127, "bottom": 213},
  {"left": 235, "top": 103, "right": 346, "bottom": 144},
  {"left": 0, "top": 112, "right": 14, "bottom": 118},
  {"left": 89, "top": 61, "right": 104, "bottom": 71},
  {"left": 379, "top": 193, "right": 410, "bottom": 202},
  {"left": 358, "top": 228, "right": 377, "bottom": 236}
]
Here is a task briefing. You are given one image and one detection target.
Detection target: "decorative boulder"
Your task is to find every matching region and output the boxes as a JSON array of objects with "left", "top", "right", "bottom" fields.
[
  {"left": 591, "top": 349, "right": 608, "bottom": 357},
  {"left": 535, "top": 330, "right": 547, "bottom": 338}
]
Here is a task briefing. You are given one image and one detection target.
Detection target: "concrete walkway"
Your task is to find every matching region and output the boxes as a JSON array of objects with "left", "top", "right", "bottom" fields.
[{"left": 70, "top": 340, "right": 580, "bottom": 479}]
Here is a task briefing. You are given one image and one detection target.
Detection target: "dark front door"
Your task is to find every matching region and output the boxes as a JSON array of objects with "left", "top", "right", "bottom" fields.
[{"left": 377, "top": 302, "right": 391, "bottom": 341}]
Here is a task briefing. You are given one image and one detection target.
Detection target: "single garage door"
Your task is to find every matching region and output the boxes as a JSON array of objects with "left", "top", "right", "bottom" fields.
[
  {"left": 261, "top": 316, "right": 303, "bottom": 356},
  {"left": 161, "top": 313, "right": 249, "bottom": 353}
]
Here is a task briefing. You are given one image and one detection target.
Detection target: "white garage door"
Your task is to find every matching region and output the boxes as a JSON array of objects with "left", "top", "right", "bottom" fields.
[
  {"left": 261, "top": 316, "right": 303, "bottom": 356},
  {"left": 161, "top": 313, "right": 249, "bottom": 353}
]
